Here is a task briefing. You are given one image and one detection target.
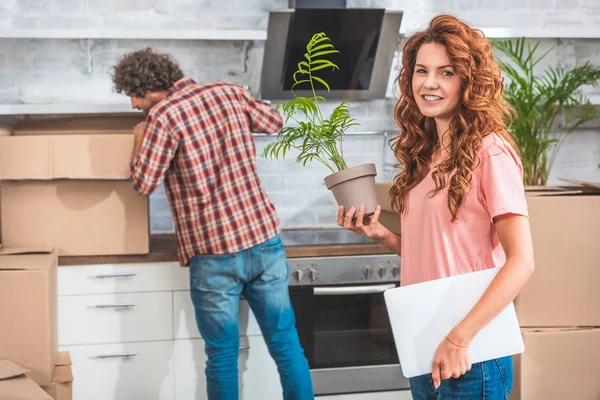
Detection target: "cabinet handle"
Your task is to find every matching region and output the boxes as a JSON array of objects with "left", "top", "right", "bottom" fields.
[
  {"left": 94, "top": 303, "right": 136, "bottom": 308},
  {"left": 313, "top": 283, "right": 396, "bottom": 296},
  {"left": 94, "top": 272, "right": 137, "bottom": 278},
  {"left": 95, "top": 352, "right": 137, "bottom": 359},
  {"left": 239, "top": 345, "right": 250, "bottom": 351}
]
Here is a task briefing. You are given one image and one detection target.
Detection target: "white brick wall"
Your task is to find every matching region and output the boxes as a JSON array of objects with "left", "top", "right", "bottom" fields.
[{"left": 0, "top": 0, "right": 598, "bottom": 231}]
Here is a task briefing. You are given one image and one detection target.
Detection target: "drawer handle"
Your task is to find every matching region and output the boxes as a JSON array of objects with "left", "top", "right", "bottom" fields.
[
  {"left": 95, "top": 352, "right": 137, "bottom": 359},
  {"left": 94, "top": 303, "right": 136, "bottom": 309},
  {"left": 94, "top": 272, "right": 137, "bottom": 278},
  {"left": 239, "top": 345, "right": 250, "bottom": 351}
]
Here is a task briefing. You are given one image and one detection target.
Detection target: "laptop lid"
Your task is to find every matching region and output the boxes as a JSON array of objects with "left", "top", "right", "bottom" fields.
[{"left": 383, "top": 267, "right": 524, "bottom": 378}]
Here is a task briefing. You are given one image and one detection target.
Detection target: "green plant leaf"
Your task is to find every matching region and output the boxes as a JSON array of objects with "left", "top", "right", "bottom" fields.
[
  {"left": 261, "top": 32, "right": 361, "bottom": 173},
  {"left": 312, "top": 76, "right": 331, "bottom": 92},
  {"left": 493, "top": 37, "right": 600, "bottom": 185}
]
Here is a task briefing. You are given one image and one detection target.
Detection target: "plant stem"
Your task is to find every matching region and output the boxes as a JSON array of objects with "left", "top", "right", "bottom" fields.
[{"left": 307, "top": 55, "right": 325, "bottom": 125}]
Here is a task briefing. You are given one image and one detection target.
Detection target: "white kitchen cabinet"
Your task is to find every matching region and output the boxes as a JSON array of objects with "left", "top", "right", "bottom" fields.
[
  {"left": 316, "top": 390, "right": 413, "bottom": 400},
  {"left": 239, "top": 336, "right": 281, "bottom": 400},
  {"left": 61, "top": 340, "right": 174, "bottom": 400},
  {"left": 174, "top": 336, "right": 280, "bottom": 400},
  {"left": 171, "top": 264, "right": 193, "bottom": 290},
  {"left": 173, "top": 290, "right": 262, "bottom": 339},
  {"left": 58, "top": 291, "right": 173, "bottom": 345},
  {"left": 58, "top": 262, "right": 175, "bottom": 295}
]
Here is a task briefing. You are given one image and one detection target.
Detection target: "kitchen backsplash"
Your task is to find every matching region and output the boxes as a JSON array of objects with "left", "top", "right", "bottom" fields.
[{"left": 1, "top": 0, "right": 599, "bottom": 232}]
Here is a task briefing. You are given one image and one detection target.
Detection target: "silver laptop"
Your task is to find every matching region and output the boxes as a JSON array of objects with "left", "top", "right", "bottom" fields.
[{"left": 383, "top": 267, "right": 524, "bottom": 378}]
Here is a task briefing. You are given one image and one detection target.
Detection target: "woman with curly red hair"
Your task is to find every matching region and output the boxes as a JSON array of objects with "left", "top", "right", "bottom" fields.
[{"left": 338, "top": 14, "right": 535, "bottom": 399}]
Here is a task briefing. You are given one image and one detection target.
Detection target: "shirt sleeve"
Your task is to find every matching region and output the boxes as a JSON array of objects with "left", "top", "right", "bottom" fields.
[
  {"left": 130, "top": 114, "right": 178, "bottom": 196},
  {"left": 241, "top": 88, "right": 283, "bottom": 134},
  {"left": 479, "top": 141, "right": 529, "bottom": 220}
]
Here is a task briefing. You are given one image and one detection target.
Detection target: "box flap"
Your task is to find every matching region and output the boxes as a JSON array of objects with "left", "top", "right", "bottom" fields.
[
  {"left": 54, "top": 353, "right": 71, "bottom": 368},
  {"left": 525, "top": 189, "right": 584, "bottom": 197},
  {"left": 13, "top": 115, "right": 144, "bottom": 136},
  {"left": 50, "top": 365, "right": 72, "bottom": 384},
  {"left": 0, "top": 247, "right": 54, "bottom": 256},
  {"left": 0, "top": 361, "right": 52, "bottom": 400},
  {"left": 0, "top": 135, "right": 134, "bottom": 180},
  {"left": 521, "top": 327, "right": 595, "bottom": 334},
  {"left": 0, "top": 361, "right": 28, "bottom": 381},
  {"left": 0, "top": 249, "right": 57, "bottom": 271},
  {"left": 559, "top": 178, "right": 600, "bottom": 191}
]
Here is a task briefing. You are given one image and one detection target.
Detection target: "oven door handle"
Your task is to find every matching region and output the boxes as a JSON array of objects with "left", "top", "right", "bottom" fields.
[{"left": 313, "top": 284, "right": 396, "bottom": 296}]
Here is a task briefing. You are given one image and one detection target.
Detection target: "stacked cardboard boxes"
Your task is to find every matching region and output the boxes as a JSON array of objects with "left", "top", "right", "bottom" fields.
[
  {"left": 0, "top": 248, "right": 71, "bottom": 399},
  {"left": 0, "top": 116, "right": 149, "bottom": 399},
  {"left": 42, "top": 352, "right": 73, "bottom": 400},
  {"left": 510, "top": 180, "right": 600, "bottom": 400},
  {"left": 0, "top": 115, "right": 150, "bottom": 256}
]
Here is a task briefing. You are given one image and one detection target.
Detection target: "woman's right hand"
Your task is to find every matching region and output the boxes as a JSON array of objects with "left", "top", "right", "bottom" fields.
[{"left": 337, "top": 205, "right": 390, "bottom": 242}]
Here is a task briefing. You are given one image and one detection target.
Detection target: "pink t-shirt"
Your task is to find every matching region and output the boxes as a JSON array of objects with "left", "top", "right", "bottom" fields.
[{"left": 400, "top": 133, "right": 528, "bottom": 286}]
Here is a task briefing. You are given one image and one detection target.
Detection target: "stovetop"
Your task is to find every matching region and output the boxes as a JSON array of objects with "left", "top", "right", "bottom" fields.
[{"left": 279, "top": 229, "right": 377, "bottom": 247}]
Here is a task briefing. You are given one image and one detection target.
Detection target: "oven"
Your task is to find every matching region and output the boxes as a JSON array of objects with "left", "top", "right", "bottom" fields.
[{"left": 288, "top": 254, "right": 410, "bottom": 395}]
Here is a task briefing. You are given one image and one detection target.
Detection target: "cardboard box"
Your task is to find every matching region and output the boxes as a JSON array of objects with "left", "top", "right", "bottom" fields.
[
  {"left": 511, "top": 327, "right": 600, "bottom": 400},
  {"left": 375, "top": 182, "right": 401, "bottom": 235},
  {"left": 0, "top": 360, "right": 52, "bottom": 400},
  {"left": 0, "top": 248, "right": 57, "bottom": 386},
  {"left": 13, "top": 115, "right": 145, "bottom": 136},
  {"left": 515, "top": 180, "right": 600, "bottom": 327},
  {"left": 42, "top": 352, "right": 72, "bottom": 400},
  {"left": 0, "top": 134, "right": 150, "bottom": 256}
]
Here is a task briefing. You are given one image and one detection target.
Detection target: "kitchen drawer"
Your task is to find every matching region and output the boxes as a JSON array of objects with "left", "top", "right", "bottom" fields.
[
  {"left": 59, "top": 291, "right": 173, "bottom": 345},
  {"left": 173, "top": 290, "right": 261, "bottom": 339},
  {"left": 316, "top": 391, "right": 413, "bottom": 400},
  {"left": 174, "top": 336, "right": 280, "bottom": 400},
  {"left": 58, "top": 262, "right": 176, "bottom": 295},
  {"left": 61, "top": 340, "right": 174, "bottom": 400}
]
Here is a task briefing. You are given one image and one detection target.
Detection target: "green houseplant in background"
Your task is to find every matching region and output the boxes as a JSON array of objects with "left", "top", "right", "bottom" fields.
[
  {"left": 492, "top": 37, "right": 600, "bottom": 186},
  {"left": 263, "top": 32, "right": 379, "bottom": 215}
]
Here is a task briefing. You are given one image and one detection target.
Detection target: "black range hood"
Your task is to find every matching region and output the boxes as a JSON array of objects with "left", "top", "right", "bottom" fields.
[{"left": 260, "top": 5, "right": 403, "bottom": 100}]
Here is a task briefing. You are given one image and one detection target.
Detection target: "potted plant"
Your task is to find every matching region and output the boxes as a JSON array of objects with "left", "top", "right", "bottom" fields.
[
  {"left": 492, "top": 37, "right": 600, "bottom": 186},
  {"left": 263, "top": 32, "right": 379, "bottom": 216}
]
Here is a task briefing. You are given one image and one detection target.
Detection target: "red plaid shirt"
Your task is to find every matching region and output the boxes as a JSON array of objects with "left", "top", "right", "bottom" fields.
[{"left": 131, "top": 78, "right": 283, "bottom": 266}]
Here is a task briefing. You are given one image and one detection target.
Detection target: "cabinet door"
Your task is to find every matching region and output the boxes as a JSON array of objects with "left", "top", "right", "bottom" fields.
[
  {"left": 239, "top": 336, "right": 281, "bottom": 400},
  {"left": 173, "top": 338, "right": 207, "bottom": 400},
  {"left": 61, "top": 341, "right": 174, "bottom": 400},
  {"left": 173, "top": 337, "right": 281, "bottom": 400}
]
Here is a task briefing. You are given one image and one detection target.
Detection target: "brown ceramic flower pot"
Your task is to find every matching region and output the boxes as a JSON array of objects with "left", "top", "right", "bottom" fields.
[{"left": 324, "top": 163, "right": 378, "bottom": 216}]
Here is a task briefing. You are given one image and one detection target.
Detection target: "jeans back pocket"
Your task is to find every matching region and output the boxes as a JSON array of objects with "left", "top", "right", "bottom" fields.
[{"left": 258, "top": 235, "right": 288, "bottom": 281}]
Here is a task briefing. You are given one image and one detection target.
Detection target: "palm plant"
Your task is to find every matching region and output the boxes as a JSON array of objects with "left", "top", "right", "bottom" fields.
[
  {"left": 492, "top": 37, "right": 600, "bottom": 186},
  {"left": 263, "top": 32, "right": 359, "bottom": 174}
]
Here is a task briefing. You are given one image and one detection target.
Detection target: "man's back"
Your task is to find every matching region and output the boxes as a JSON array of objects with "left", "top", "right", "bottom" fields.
[{"left": 130, "top": 78, "right": 283, "bottom": 265}]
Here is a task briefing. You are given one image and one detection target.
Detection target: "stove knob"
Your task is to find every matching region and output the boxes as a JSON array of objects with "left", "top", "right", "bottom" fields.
[
  {"left": 309, "top": 268, "right": 318, "bottom": 281},
  {"left": 392, "top": 267, "right": 400, "bottom": 278},
  {"left": 378, "top": 267, "right": 386, "bottom": 278},
  {"left": 364, "top": 265, "right": 372, "bottom": 279},
  {"left": 294, "top": 269, "right": 304, "bottom": 281}
]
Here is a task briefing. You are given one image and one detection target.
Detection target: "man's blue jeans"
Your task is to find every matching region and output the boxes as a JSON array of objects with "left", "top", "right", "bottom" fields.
[{"left": 189, "top": 234, "right": 314, "bottom": 400}]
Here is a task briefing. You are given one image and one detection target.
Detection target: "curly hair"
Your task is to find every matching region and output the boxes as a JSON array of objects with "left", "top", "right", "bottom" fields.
[
  {"left": 389, "top": 14, "right": 517, "bottom": 222},
  {"left": 111, "top": 48, "right": 184, "bottom": 98}
]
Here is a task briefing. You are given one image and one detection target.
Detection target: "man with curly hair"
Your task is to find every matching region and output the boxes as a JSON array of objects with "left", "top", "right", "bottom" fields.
[{"left": 111, "top": 48, "right": 313, "bottom": 400}]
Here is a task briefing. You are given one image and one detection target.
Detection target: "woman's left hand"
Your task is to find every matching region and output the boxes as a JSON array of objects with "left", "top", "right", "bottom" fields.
[{"left": 431, "top": 334, "right": 472, "bottom": 389}]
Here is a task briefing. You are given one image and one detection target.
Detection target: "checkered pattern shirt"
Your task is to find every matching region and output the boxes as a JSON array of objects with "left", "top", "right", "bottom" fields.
[{"left": 131, "top": 78, "right": 282, "bottom": 266}]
